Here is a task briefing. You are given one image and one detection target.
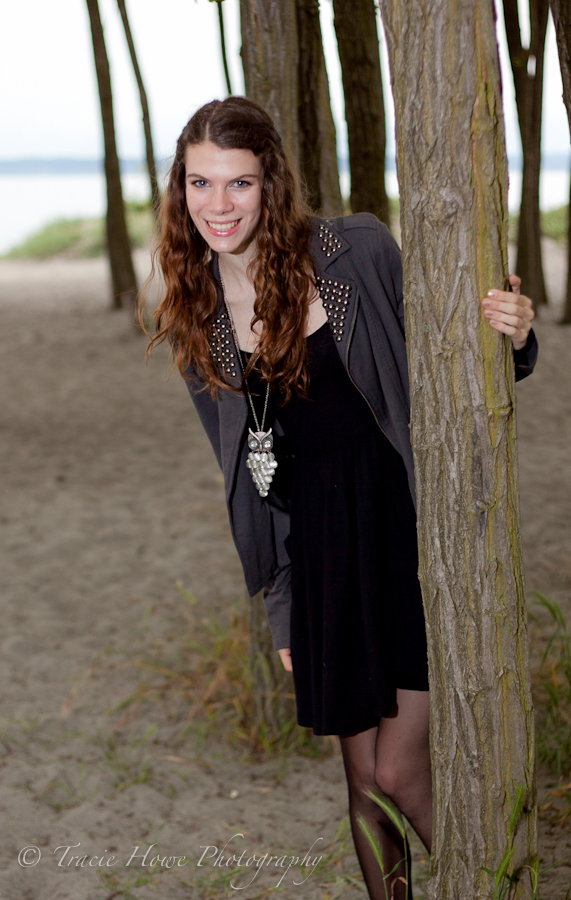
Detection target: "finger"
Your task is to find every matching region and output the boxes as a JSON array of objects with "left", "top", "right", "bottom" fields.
[
  {"left": 484, "top": 309, "right": 527, "bottom": 329},
  {"left": 487, "top": 318, "right": 529, "bottom": 341},
  {"left": 488, "top": 319, "right": 521, "bottom": 337},
  {"left": 278, "top": 648, "right": 293, "bottom": 671},
  {"left": 482, "top": 300, "right": 533, "bottom": 322},
  {"left": 485, "top": 289, "right": 531, "bottom": 306},
  {"left": 485, "top": 304, "right": 532, "bottom": 327},
  {"left": 482, "top": 294, "right": 534, "bottom": 315},
  {"left": 508, "top": 273, "right": 521, "bottom": 293}
]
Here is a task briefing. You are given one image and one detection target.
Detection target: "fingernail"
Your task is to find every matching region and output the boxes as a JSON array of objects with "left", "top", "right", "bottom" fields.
[
  {"left": 482, "top": 300, "right": 491, "bottom": 308},
  {"left": 487, "top": 290, "right": 496, "bottom": 298}
]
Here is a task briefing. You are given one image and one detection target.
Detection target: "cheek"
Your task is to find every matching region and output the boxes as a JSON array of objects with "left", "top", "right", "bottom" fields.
[
  {"left": 244, "top": 190, "right": 263, "bottom": 222},
  {"left": 185, "top": 192, "right": 202, "bottom": 225}
]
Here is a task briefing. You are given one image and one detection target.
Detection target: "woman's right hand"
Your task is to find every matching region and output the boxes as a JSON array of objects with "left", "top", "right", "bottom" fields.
[{"left": 278, "top": 648, "right": 293, "bottom": 672}]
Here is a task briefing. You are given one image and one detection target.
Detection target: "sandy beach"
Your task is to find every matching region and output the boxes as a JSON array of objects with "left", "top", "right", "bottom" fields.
[{"left": 0, "top": 240, "right": 569, "bottom": 899}]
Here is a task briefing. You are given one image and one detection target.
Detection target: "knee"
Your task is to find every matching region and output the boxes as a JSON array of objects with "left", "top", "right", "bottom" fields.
[
  {"left": 373, "top": 759, "right": 411, "bottom": 805},
  {"left": 344, "top": 769, "right": 386, "bottom": 817},
  {"left": 374, "top": 758, "right": 432, "bottom": 810}
]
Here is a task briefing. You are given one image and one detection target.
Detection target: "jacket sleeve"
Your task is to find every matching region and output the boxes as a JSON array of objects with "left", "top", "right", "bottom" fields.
[
  {"left": 184, "top": 368, "right": 292, "bottom": 651},
  {"left": 513, "top": 327, "right": 539, "bottom": 382},
  {"left": 182, "top": 370, "right": 223, "bottom": 470},
  {"left": 374, "top": 218, "right": 539, "bottom": 381},
  {"left": 374, "top": 219, "right": 406, "bottom": 336}
]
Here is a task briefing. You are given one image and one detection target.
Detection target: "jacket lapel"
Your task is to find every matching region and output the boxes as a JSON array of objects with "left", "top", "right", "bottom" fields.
[
  {"left": 310, "top": 217, "right": 358, "bottom": 366},
  {"left": 211, "top": 219, "right": 359, "bottom": 498},
  {"left": 210, "top": 252, "right": 249, "bottom": 498}
]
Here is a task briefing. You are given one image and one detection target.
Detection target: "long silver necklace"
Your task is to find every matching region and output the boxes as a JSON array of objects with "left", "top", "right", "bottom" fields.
[{"left": 218, "top": 267, "right": 278, "bottom": 499}]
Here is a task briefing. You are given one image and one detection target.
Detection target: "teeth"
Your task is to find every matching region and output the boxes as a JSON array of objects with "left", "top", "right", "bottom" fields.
[{"left": 207, "top": 220, "right": 239, "bottom": 232}]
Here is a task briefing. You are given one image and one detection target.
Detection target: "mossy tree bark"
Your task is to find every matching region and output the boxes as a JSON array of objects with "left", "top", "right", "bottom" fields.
[
  {"left": 239, "top": 0, "right": 341, "bottom": 214},
  {"left": 378, "top": 1, "right": 538, "bottom": 896},
  {"left": 240, "top": 0, "right": 300, "bottom": 167},
  {"left": 116, "top": 0, "right": 161, "bottom": 221},
  {"left": 332, "top": 0, "right": 390, "bottom": 228},
  {"left": 548, "top": 0, "right": 571, "bottom": 324},
  {"left": 296, "top": 0, "right": 342, "bottom": 216},
  {"left": 86, "top": 0, "right": 137, "bottom": 312},
  {"left": 503, "top": 0, "right": 550, "bottom": 307}
]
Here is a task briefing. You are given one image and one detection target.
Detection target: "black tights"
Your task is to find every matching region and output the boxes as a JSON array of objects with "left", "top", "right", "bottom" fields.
[{"left": 339, "top": 689, "right": 432, "bottom": 900}]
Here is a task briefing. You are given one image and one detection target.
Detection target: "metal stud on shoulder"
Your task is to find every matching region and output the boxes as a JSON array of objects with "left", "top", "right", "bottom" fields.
[
  {"left": 210, "top": 312, "right": 237, "bottom": 379},
  {"left": 318, "top": 222, "right": 343, "bottom": 257},
  {"left": 315, "top": 274, "right": 352, "bottom": 342}
]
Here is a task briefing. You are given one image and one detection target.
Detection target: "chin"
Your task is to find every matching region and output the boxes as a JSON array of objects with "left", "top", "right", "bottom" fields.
[{"left": 219, "top": 233, "right": 259, "bottom": 257}]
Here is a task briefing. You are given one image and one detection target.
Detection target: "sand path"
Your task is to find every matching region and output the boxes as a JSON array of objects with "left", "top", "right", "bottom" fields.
[{"left": 0, "top": 242, "right": 569, "bottom": 898}]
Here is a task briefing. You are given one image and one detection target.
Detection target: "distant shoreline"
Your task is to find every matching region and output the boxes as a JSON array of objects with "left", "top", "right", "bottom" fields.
[
  {"left": 0, "top": 159, "right": 169, "bottom": 176},
  {"left": 1, "top": 153, "right": 569, "bottom": 176}
]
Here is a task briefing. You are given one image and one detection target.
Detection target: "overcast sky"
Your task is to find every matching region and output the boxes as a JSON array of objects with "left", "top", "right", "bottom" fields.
[{"left": 0, "top": 0, "right": 568, "bottom": 163}]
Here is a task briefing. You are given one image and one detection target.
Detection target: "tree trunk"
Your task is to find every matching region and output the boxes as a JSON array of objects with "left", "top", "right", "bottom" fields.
[
  {"left": 548, "top": 0, "right": 571, "bottom": 324},
  {"left": 503, "top": 0, "right": 550, "bottom": 307},
  {"left": 378, "top": 0, "right": 538, "bottom": 896},
  {"left": 239, "top": 0, "right": 300, "bottom": 718},
  {"left": 248, "top": 590, "right": 296, "bottom": 746},
  {"left": 295, "top": 0, "right": 342, "bottom": 216},
  {"left": 116, "top": 0, "right": 161, "bottom": 220},
  {"left": 239, "top": 0, "right": 341, "bottom": 215},
  {"left": 214, "top": 0, "right": 233, "bottom": 96},
  {"left": 239, "top": 0, "right": 300, "bottom": 167},
  {"left": 332, "top": 0, "right": 390, "bottom": 228},
  {"left": 563, "top": 177, "right": 571, "bottom": 325},
  {"left": 86, "top": 0, "right": 138, "bottom": 311}
]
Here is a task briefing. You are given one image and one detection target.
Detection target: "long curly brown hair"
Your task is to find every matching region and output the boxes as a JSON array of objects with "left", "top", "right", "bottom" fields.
[{"left": 141, "top": 96, "right": 317, "bottom": 403}]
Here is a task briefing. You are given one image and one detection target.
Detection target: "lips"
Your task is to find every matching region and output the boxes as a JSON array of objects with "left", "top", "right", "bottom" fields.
[{"left": 205, "top": 219, "right": 241, "bottom": 237}]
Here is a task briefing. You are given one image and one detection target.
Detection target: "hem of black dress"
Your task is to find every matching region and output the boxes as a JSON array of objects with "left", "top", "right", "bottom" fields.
[{"left": 297, "top": 711, "right": 385, "bottom": 737}]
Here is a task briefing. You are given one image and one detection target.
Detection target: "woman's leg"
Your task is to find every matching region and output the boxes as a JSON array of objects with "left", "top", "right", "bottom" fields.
[
  {"left": 338, "top": 689, "right": 432, "bottom": 900},
  {"left": 340, "top": 723, "right": 412, "bottom": 899},
  {"left": 374, "top": 689, "right": 432, "bottom": 854}
]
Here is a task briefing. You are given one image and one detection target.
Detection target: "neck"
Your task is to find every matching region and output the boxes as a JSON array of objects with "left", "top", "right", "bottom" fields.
[{"left": 217, "top": 239, "right": 258, "bottom": 289}]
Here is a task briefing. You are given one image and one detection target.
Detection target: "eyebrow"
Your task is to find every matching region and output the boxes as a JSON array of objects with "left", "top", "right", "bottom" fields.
[{"left": 185, "top": 173, "right": 260, "bottom": 180}]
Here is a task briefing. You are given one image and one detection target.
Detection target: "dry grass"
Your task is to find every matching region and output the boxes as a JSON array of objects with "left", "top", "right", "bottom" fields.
[
  {"left": 104, "top": 581, "right": 337, "bottom": 762},
  {"left": 529, "top": 592, "right": 571, "bottom": 831}
]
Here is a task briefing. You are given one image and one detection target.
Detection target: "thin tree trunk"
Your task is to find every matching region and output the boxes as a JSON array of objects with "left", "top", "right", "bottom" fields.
[
  {"left": 214, "top": 0, "right": 233, "bottom": 96},
  {"left": 503, "top": 0, "right": 550, "bottom": 307},
  {"left": 295, "top": 0, "right": 342, "bottom": 215},
  {"left": 86, "top": 0, "right": 137, "bottom": 311},
  {"left": 239, "top": 0, "right": 299, "bottom": 721},
  {"left": 550, "top": 0, "right": 571, "bottom": 122},
  {"left": 332, "top": 0, "right": 390, "bottom": 228},
  {"left": 116, "top": 0, "right": 161, "bottom": 220},
  {"left": 564, "top": 176, "right": 571, "bottom": 324},
  {"left": 548, "top": 0, "right": 571, "bottom": 324},
  {"left": 248, "top": 591, "right": 296, "bottom": 744},
  {"left": 239, "top": 0, "right": 299, "bottom": 167},
  {"left": 379, "top": 0, "right": 537, "bottom": 896}
]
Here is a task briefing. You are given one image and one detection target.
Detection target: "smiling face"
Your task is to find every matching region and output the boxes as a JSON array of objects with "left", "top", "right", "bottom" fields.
[{"left": 184, "top": 141, "right": 264, "bottom": 258}]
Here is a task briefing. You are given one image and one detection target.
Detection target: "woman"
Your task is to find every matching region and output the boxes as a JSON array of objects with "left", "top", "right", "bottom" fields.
[{"left": 143, "top": 96, "right": 537, "bottom": 899}]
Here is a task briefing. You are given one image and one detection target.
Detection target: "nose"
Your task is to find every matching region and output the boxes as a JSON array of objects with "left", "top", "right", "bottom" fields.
[{"left": 208, "top": 185, "right": 234, "bottom": 216}]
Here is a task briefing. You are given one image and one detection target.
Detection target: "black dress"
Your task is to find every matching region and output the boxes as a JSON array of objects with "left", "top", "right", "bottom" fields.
[{"left": 242, "top": 321, "right": 429, "bottom": 736}]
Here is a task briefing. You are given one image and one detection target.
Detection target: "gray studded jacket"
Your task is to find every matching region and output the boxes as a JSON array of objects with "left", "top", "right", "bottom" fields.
[{"left": 184, "top": 213, "right": 539, "bottom": 651}]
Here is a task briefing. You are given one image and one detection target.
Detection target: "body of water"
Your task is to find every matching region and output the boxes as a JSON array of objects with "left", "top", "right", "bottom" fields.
[
  {"left": 0, "top": 168, "right": 568, "bottom": 256},
  {"left": 0, "top": 173, "right": 152, "bottom": 256}
]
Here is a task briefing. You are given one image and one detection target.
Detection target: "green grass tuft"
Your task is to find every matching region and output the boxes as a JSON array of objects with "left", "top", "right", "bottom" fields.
[
  {"left": 2, "top": 201, "right": 155, "bottom": 260},
  {"left": 509, "top": 205, "right": 568, "bottom": 245}
]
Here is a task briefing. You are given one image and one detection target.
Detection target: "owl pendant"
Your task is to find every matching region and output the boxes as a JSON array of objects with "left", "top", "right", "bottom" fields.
[{"left": 245, "top": 428, "right": 278, "bottom": 498}]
